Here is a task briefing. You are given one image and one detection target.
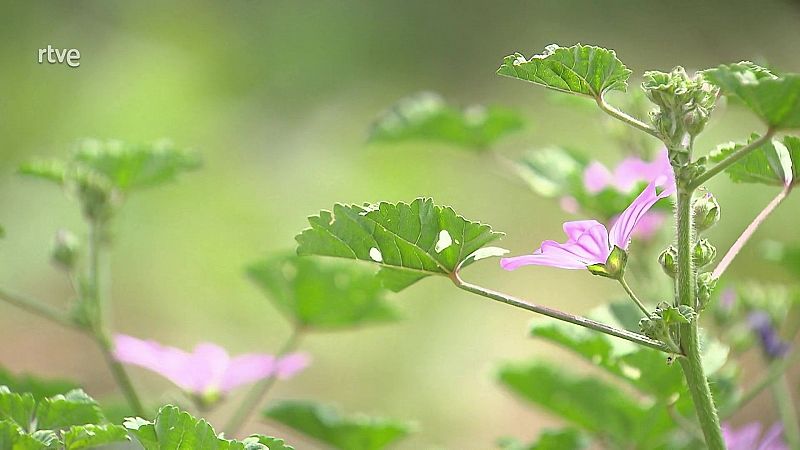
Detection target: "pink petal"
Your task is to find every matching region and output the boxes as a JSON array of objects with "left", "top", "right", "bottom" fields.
[
  {"left": 563, "top": 220, "right": 604, "bottom": 241},
  {"left": 758, "top": 424, "right": 788, "bottom": 450},
  {"left": 501, "top": 252, "right": 588, "bottom": 270},
  {"left": 583, "top": 162, "right": 612, "bottom": 194},
  {"left": 609, "top": 211, "right": 668, "bottom": 241},
  {"left": 220, "top": 354, "right": 276, "bottom": 392},
  {"left": 614, "top": 157, "right": 652, "bottom": 192},
  {"left": 723, "top": 422, "right": 762, "bottom": 450},
  {"left": 113, "top": 335, "right": 196, "bottom": 391},
  {"left": 501, "top": 221, "right": 610, "bottom": 271},
  {"left": 181, "top": 343, "right": 230, "bottom": 393},
  {"left": 559, "top": 196, "right": 579, "bottom": 214},
  {"left": 608, "top": 181, "right": 673, "bottom": 250},
  {"left": 275, "top": 353, "right": 311, "bottom": 379}
]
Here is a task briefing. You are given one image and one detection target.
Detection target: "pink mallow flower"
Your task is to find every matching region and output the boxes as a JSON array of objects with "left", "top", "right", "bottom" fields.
[
  {"left": 113, "top": 334, "right": 309, "bottom": 396},
  {"left": 583, "top": 149, "right": 675, "bottom": 194},
  {"left": 723, "top": 422, "right": 787, "bottom": 450},
  {"left": 501, "top": 179, "right": 674, "bottom": 271}
]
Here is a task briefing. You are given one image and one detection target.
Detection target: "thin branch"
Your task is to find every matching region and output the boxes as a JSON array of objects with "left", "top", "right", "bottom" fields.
[
  {"left": 0, "top": 288, "right": 74, "bottom": 328},
  {"left": 772, "top": 374, "right": 800, "bottom": 449},
  {"left": 596, "top": 96, "right": 661, "bottom": 140},
  {"left": 450, "top": 271, "right": 677, "bottom": 354},
  {"left": 721, "top": 350, "right": 800, "bottom": 419},
  {"left": 712, "top": 185, "right": 792, "bottom": 279},
  {"left": 619, "top": 277, "right": 650, "bottom": 316},
  {"left": 690, "top": 130, "right": 776, "bottom": 189}
]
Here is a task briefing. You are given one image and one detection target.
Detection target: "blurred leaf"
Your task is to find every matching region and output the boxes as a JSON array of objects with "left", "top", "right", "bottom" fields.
[
  {"left": 369, "top": 92, "right": 524, "bottom": 150},
  {"left": 0, "top": 421, "right": 52, "bottom": 450},
  {"left": 763, "top": 240, "right": 800, "bottom": 276},
  {"left": 497, "top": 44, "right": 631, "bottom": 97},
  {"left": 0, "top": 367, "right": 79, "bottom": 401},
  {"left": 514, "top": 147, "right": 587, "bottom": 198},
  {"left": 295, "top": 198, "right": 503, "bottom": 291},
  {"left": 125, "top": 405, "right": 272, "bottom": 450},
  {"left": 35, "top": 389, "right": 105, "bottom": 430},
  {"left": 0, "top": 386, "right": 36, "bottom": 428},
  {"left": 63, "top": 424, "right": 129, "bottom": 449},
  {"left": 247, "top": 254, "right": 399, "bottom": 330},
  {"left": 497, "top": 361, "right": 673, "bottom": 448},
  {"left": 703, "top": 62, "right": 800, "bottom": 129},
  {"left": 498, "top": 428, "right": 589, "bottom": 450},
  {"left": 264, "top": 400, "right": 413, "bottom": 450},
  {"left": 709, "top": 134, "right": 798, "bottom": 185},
  {"left": 243, "top": 435, "right": 295, "bottom": 450}
]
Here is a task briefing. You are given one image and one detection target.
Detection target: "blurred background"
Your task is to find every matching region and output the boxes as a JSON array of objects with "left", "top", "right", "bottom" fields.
[{"left": 1, "top": 1, "right": 799, "bottom": 448}]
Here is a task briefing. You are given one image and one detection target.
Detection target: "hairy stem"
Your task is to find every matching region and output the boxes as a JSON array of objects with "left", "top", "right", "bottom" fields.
[
  {"left": 618, "top": 277, "right": 649, "bottom": 316},
  {"left": 675, "top": 189, "right": 726, "bottom": 449},
  {"left": 690, "top": 130, "right": 775, "bottom": 190},
  {"left": 596, "top": 95, "right": 661, "bottom": 140},
  {"left": 223, "top": 327, "right": 305, "bottom": 437},
  {"left": 713, "top": 185, "right": 792, "bottom": 279},
  {"left": 450, "top": 272, "right": 675, "bottom": 353},
  {"left": 772, "top": 374, "right": 800, "bottom": 450},
  {"left": 0, "top": 288, "right": 74, "bottom": 328}
]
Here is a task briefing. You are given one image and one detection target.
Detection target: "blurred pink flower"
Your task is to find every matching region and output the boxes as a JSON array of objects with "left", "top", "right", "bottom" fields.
[
  {"left": 583, "top": 149, "right": 675, "bottom": 194},
  {"left": 113, "top": 334, "right": 309, "bottom": 395},
  {"left": 501, "top": 179, "right": 674, "bottom": 270},
  {"left": 723, "top": 422, "right": 787, "bottom": 450}
]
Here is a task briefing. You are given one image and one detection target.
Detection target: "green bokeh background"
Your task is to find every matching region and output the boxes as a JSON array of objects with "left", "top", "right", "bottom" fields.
[{"left": 1, "top": 1, "right": 799, "bottom": 448}]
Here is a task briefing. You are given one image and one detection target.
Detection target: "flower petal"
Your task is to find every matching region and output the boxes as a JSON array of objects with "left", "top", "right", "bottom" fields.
[
  {"left": 113, "top": 335, "right": 195, "bottom": 391},
  {"left": 583, "top": 162, "right": 612, "bottom": 194},
  {"left": 608, "top": 180, "right": 673, "bottom": 250},
  {"left": 183, "top": 343, "right": 230, "bottom": 393},
  {"left": 220, "top": 354, "right": 276, "bottom": 392},
  {"left": 275, "top": 353, "right": 311, "bottom": 379}
]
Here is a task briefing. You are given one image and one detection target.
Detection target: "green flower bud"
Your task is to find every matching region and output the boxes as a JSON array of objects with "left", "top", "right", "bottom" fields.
[
  {"left": 51, "top": 229, "right": 79, "bottom": 270},
  {"left": 693, "top": 192, "right": 721, "bottom": 232},
  {"left": 693, "top": 239, "right": 717, "bottom": 268},
  {"left": 588, "top": 246, "right": 627, "bottom": 280},
  {"left": 658, "top": 246, "right": 678, "bottom": 278},
  {"left": 696, "top": 272, "right": 718, "bottom": 311}
]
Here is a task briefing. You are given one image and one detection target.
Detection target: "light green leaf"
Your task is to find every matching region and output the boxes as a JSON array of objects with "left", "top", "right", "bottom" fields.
[
  {"left": 243, "top": 435, "right": 295, "bottom": 450},
  {"left": 0, "top": 421, "right": 51, "bottom": 450},
  {"left": 497, "top": 44, "right": 631, "bottom": 97},
  {"left": 514, "top": 147, "right": 586, "bottom": 198},
  {"left": 295, "top": 198, "right": 503, "bottom": 290},
  {"left": 369, "top": 92, "right": 524, "bottom": 150},
  {"left": 264, "top": 401, "right": 414, "bottom": 450},
  {"left": 498, "top": 428, "right": 589, "bottom": 450},
  {"left": 703, "top": 62, "right": 800, "bottom": 129},
  {"left": 709, "top": 134, "right": 798, "bottom": 185},
  {"left": 246, "top": 254, "right": 399, "bottom": 330},
  {"left": 763, "top": 240, "right": 800, "bottom": 277},
  {"left": 63, "top": 424, "right": 129, "bottom": 449},
  {"left": 0, "top": 367, "right": 79, "bottom": 401},
  {"left": 0, "top": 386, "right": 36, "bottom": 428},
  {"left": 35, "top": 389, "right": 104, "bottom": 430}
]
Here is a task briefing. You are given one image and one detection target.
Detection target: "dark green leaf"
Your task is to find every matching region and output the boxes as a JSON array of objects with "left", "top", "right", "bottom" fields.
[
  {"left": 369, "top": 92, "right": 524, "bottom": 150},
  {"left": 35, "top": 389, "right": 104, "bottom": 430},
  {"left": 497, "top": 44, "right": 631, "bottom": 97},
  {"left": 264, "top": 400, "right": 413, "bottom": 450},
  {"left": 498, "top": 428, "right": 589, "bottom": 450},
  {"left": 296, "top": 198, "right": 503, "bottom": 290},
  {"left": 703, "top": 62, "right": 800, "bottom": 129},
  {"left": 0, "top": 367, "right": 79, "bottom": 401},
  {"left": 243, "top": 435, "right": 295, "bottom": 450},
  {"left": 63, "top": 424, "right": 129, "bottom": 449},
  {"left": 709, "top": 133, "right": 797, "bottom": 185},
  {"left": 0, "top": 386, "right": 36, "bottom": 428},
  {"left": 247, "top": 254, "right": 399, "bottom": 330}
]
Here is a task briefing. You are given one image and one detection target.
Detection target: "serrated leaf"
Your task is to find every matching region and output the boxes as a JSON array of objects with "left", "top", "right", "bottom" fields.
[
  {"left": 0, "top": 367, "right": 79, "bottom": 401},
  {"left": 35, "top": 389, "right": 104, "bottom": 430},
  {"left": 63, "top": 424, "right": 129, "bottom": 449},
  {"left": 247, "top": 254, "right": 399, "bottom": 330},
  {"left": 703, "top": 62, "right": 800, "bottom": 129},
  {"left": 0, "top": 386, "right": 36, "bottom": 428},
  {"left": 369, "top": 92, "right": 524, "bottom": 150},
  {"left": 498, "top": 428, "right": 589, "bottom": 450},
  {"left": 709, "top": 134, "right": 798, "bottom": 185},
  {"left": 0, "top": 421, "right": 51, "bottom": 450},
  {"left": 243, "top": 435, "right": 295, "bottom": 450},
  {"left": 264, "top": 401, "right": 413, "bottom": 450},
  {"left": 295, "top": 198, "right": 503, "bottom": 290},
  {"left": 497, "top": 44, "right": 631, "bottom": 98}
]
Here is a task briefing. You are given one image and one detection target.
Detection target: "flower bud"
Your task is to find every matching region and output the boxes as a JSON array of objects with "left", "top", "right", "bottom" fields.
[
  {"left": 696, "top": 272, "right": 717, "bottom": 311},
  {"left": 588, "top": 246, "right": 628, "bottom": 280},
  {"left": 51, "top": 229, "right": 79, "bottom": 270},
  {"left": 659, "top": 246, "right": 678, "bottom": 278},
  {"left": 693, "top": 192, "right": 721, "bottom": 232},
  {"left": 693, "top": 239, "right": 716, "bottom": 268}
]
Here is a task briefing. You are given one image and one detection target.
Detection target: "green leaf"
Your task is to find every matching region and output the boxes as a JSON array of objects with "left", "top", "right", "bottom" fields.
[
  {"left": 35, "top": 389, "right": 104, "bottom": 430},
  {"left": 264, "top": 400, "right": 413, "bottom": 450},
  {"left": 497, "top": 361, "right": 673, "bottom": 448},
  {"left": 0, "top": 367, "right": 79, "bottom": 401},
  {"left": 763, "top": 240, "right": 800, "bottom": 277},
  {"left": 0, "top": 386, "right": 36, "bottom": 428},
  {"left": 0, "top": 421, "right": 52, "bottom": 450},
  {"left": 498, "top": 428, "right": 589, "bottom": 450},
  {"left": 709, "top": 134, "right": 798, "bottom": 185},
  {"left": 703, "top": 62, "right": 800, "bottom": 129},
  {"left": 295, "top": 198, "right": 503, "bottom": 290},
  {"left": 246, "top": 254, "right": 399, "bottom": 330},
  {"left": 514, "top": 147, "right": 587, "bottom": 198},
  {"left": 243, "top": 435, "right": 295, "bottom": 450},
  {"left": 497, "top": 44, "right": 631, "bottom": 98},
  {"left": 369, "top": 92, "right": 524, "bottom": 150},
  {"left": 63, "top": 424, "right": 129, "bottom": 449}
]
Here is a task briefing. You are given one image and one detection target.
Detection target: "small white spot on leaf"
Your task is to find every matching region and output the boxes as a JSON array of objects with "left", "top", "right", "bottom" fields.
[
  {"left": 369, "top": 247, "right": 383, "bottom": 262},
  {"left": 619, "top": 363, "right": 641, "bottom": 380},
  {"left": 435, "top": 230, "right": 453, "bottom": 253},
  {"left": 467, "top": 246, "right": 510, "bottom": 261}
]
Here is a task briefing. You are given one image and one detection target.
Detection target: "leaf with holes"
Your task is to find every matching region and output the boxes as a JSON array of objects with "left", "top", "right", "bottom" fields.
[
  {"left": 296, "top": 198, "right": 504, "bottom": 291},
  {"left": 264, "top": 401, "right": 413, "bottom": 450},
  {"left": 709, "top": 134, "right": 798, "bottom": 186},
  {"left": 497, "top": 44, "right": 631, "bottom": 98},
  {"left": 369, "top": 92, "right": 524, "bottom": 151},
  {"left": 247, "top": 254, "right": 399, "bottom": 329},
  {"left": 703, "top": 62, "right": 800, "bottom": 129}
]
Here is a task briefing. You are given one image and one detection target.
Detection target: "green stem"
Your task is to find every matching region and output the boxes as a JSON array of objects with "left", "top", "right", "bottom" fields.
[
  {"left": 450, "top": 272, "right": 675, "bottom": 354},
  {"left": 0, "top": 288, "right": 74, "bottom": 328},
  {"left": 772, "top": 374, "right": 800, "bottom": 450},
  {"left": 596, "top": 95, "right": 662, "bottom": 140},
  {"left": 722, "top": 350, "right": 799, "bottom": 418},
  {"left": 95, "top": 330, "right": 145, "bottom": 416},
  {"left": 223, "top": 327, "right": 305, "bottom": 437},
  {"left": 675, "top": 189, "right": 726, "bottom": 449},
  {"left": 689, "top": 130, "right": 775, "bottom": 190},
  {"left": 618, "top": 277, "right": 650, "bottom": 316}
]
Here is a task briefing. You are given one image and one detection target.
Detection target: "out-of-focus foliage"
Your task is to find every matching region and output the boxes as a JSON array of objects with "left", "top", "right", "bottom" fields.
[
  {"left": 0, "top": 367, "right": 79, "bottom": 401},
  {"left": 498, "top": 428, "right": 589, "bottom": 450}
]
